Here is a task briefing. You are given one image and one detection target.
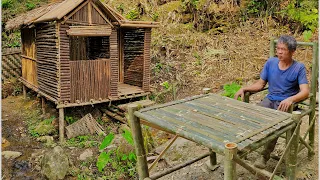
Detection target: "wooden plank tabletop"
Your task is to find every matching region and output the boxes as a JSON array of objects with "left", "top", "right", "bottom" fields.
[{"left": 134, "top": 93, "right": 293, "bottom": 154}]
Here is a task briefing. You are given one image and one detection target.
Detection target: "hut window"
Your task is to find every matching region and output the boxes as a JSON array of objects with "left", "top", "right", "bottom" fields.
[{"left": 69, "top": 36, "right": 110, "bottom": 60}]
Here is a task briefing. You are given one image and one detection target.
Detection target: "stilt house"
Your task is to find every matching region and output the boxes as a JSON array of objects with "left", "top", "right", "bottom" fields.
[{"left": 5, "top": 0, "right": 159, "bottom": 109}]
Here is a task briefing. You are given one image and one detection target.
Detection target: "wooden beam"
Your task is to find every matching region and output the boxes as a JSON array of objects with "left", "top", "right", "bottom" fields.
[{"left": 88, "top": 0, "right": 92, "bottom": 25}]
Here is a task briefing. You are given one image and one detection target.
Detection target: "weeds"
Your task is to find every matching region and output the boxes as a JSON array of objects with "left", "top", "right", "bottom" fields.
[
  {"left": 97, "top": 130, "right": 137, "bottom": 179},
  {"left": 66, "top": 136, "right": 98, "bottom": 148},
  {"left": 222, "top": 82, "right": 242, "bottom": 100}
]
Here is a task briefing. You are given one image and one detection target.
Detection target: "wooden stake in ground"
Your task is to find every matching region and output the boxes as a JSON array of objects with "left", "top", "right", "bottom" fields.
[{"left": 59, "top": 108, "right": 65, "bottom": 143}]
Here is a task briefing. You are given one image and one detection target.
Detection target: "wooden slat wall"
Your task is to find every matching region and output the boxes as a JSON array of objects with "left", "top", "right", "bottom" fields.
[
  {"left": 70, "top": 59, "right": 110, "bottom": 103},
  {"left": 110, "top": 29, "right": 119, "bottom": 97},
  {"left": 143, "top": 28, "right": 151, "bottom": 91},
  {"left": 2, "top": 48, "right": 21, "bottom": 81},
  {"left": 59, "top": 23, "right": 71, "bottom": 102},
  {"left": 70, "top": 3, "right": 88, "bottom": 23},
  {"left": 21, "top": 28, "right": 37, "bottom": 86},
  {"left": 36, "top": 23, "right": 58, "bottom": 100},
  {"left": 123, "top": 28, "right": 145, "bottom": 87},
  {"left": 91, "top": 4, "right": 108, "bottom": 25}
]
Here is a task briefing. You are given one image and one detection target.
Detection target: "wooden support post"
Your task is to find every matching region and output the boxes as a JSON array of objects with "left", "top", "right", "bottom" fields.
[
  {"left": 269, "top": 38, "right": 276, "bottom": 57},
  {"left": 59, "top": 108, "right": 65, "bottom": 143},
  {"left": 23, "top": 85, "right": 27, "bottom": 99},
  {"left": 286, "top": 111, "right": 301, "bottom": 180},
  {"left": 224, "top": 142, "right": 237, "bottom": 180},
  {"left": 309, "top": 42, "right": 318, "bottom": 159},
  {"left": 41, "top": 97, "right": 46, "bottom": 115},
  {"left": 128, "top": 104, "right": 149, "bottom": 179},
  {"left": 285, "top": 123, "right": 293, "bottom": 177}
]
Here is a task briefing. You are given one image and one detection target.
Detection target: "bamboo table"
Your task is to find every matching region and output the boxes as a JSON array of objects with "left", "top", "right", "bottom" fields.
[{"left": 129, "top": 93, "right": 301, "bottom": 180}]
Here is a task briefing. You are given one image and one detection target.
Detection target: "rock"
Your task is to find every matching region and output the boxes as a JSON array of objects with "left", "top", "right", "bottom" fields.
[
  {"left": 2, "top": 138, "right": 10, "bottom": 148},
  {"left": 2, "top": 151, "right": 22, "bottom": 159},
  {"left": 79, "top": 149, "right": 93, "bottom": 161},
  {"left": 91, "top": 108, "right": 102, "bottom": 120},
  {"left": 118, "top": 124, "right": 130, "bottom": 133},
  {"left": 41, "top": 146, "right": 69, "bottom": 180}
]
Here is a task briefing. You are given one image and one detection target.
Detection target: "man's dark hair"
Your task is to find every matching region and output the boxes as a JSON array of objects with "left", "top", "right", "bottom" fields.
[{"left": 277, "top": 35, "right": 297, "bottom": 52}]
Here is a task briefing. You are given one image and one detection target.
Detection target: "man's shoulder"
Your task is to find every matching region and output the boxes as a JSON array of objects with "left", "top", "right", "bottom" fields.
[
  {"left": 293, "top": 60, "right": 306, "bottom": 70},
  {"left": 265, "top": 57, "right": 278, "bottom": 65}
]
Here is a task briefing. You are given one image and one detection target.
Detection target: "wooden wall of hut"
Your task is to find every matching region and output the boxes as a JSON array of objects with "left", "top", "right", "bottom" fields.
[
  {"left": 142, "top": 28, "right": 151, "bottom": 92},
  {"left": 123, "top": 28, "right": 145, "bottom": 87},
  {"left": 21, "top": 28, "right": 38, "bottom": 86},
  {"left": 70, "top": 59, "right": 110, "bottom": 103},
  {"left": 36, "top": 23, "right": 59, "bottom": 100},
  {"left": 59, "top": 23, "right": 71, "bottom": 103},
  {"left": 110, "top": 29, "right": 119, "bottom": 97}
]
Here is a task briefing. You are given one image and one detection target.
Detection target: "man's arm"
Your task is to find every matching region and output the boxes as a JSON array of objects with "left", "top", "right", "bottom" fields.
[
  {"left": 277, "top": 84, "right": 310, "bottom": 112},
  {"left": 234, "top": 79, "right": 267, "bottom": 101}
]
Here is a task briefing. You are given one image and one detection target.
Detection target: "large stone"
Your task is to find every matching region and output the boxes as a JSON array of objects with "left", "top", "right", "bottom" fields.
[
  {"left": 79, "top": 149, "right": 93, "bottom": 161},
  {"left": 2, "top": 151, "right": 22, "bottom": 159},
  {"left": 41, "top": 146, "right": 69, "bottom": 180}
]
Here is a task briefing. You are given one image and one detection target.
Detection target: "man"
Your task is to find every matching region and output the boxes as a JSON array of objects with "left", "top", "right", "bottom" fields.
[{"left": 234, "top": 35, "right": 309, "bottom": 169}]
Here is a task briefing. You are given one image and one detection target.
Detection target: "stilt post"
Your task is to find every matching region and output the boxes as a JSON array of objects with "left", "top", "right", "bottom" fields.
[
  {"left": 59, "top": 108, "right": 65, "bottom": 143},
  {"left": 41, "top": 97, "right": 46, "bottom": 115},
  {"left": 23, "top": 85, "right": 27, "bottom": 99},
  {"left": 224, "top": 142, "right": 237, "bottom": 180},
  {"left": 128, "top": 104, "right": 149, "bottom": 179}
]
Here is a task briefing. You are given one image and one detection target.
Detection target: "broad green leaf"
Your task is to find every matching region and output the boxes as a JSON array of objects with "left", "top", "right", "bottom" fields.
[
  {"left": 122, "top": 129, "right": 134, "bottom": 146},
  {"left": 99, "top": 133, "right": 114, "bottom": 150},
  {"left": 97, "top": 152, "right": 110, "bottom": 172}
]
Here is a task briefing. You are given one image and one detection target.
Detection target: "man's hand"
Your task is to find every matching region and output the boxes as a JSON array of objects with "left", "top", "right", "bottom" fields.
[
  {"left": 277, "top": 98, "right": 293, "bottom": 112},
  {"left": 234, "top": 88, "right": 245, "bottom": 101}
]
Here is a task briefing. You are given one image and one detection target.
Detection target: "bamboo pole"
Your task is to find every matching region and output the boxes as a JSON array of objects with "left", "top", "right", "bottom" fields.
[
  {"left": 128, "top": 104, "right": 149, "bottom": 179},
  {"left": 269, "top": 38, "right": 276, "bottom": 57},
  {"left": 270, "top": 111, "right": 301, "bottom": 180},
  {"left": 224, "top": 142, "right": 237, "bottom": 180},
  {"left": 59, "top": 108, "right": 65, "bottom": 143},
  {"left": 150, "top": 152, "right": 210, "bottom": 179},
  {"left": 308, "top": 42, "right": 318, "bottom": 159},
  {"left": 148, "top": 135, "right": 178, "bottom": 171}
]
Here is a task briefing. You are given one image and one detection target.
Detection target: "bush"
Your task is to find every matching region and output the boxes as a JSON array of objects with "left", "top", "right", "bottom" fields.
[
  {"left": 26, "top": 2, "right": 36, "bottom": 10},
  {"left": 2, "top": 0, "right": 12, "bottom": 9}
]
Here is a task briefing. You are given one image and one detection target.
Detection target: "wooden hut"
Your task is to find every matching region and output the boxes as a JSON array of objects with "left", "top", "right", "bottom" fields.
[{"left": 5, "top": 0, "right": 159, "bottom": 141}]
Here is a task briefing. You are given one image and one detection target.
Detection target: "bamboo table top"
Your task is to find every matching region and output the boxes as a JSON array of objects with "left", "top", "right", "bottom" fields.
[{"left": 134, "top": 93, "right": 294, "bottom": 155}]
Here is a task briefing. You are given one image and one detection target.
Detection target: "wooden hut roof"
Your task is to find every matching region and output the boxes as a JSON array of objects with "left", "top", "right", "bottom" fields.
[{"left": 5, "top": 0, "right": 159, "bottom": 31}]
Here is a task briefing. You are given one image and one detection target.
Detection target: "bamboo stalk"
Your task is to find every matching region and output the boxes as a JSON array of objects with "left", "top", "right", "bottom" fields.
[
  {"left": 148, "top": 135, "right": 178, "bottom": 171},
  {"left": 128, "top": 104, "right": 149, "bottom": 179},
  {"left": 308, "top": 42, "right": 318, "bottom": 158},
  {"left": 270, "top": 111, "right": 301, "bottom": 180},
  {"left": 224, "top": 142, "right": 237, "bottom": 180},
  {"left": 150, "top": 152, "right": 210, "bottom": 180}
]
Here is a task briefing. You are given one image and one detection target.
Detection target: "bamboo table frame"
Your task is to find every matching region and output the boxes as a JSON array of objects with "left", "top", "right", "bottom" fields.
[{"left": 129, "top": 94, "right": 304, "bottom": 180}]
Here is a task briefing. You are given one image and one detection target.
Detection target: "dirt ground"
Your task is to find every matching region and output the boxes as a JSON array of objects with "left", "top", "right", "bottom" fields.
[{"left": 1, "top": 92, "right": 318, "bottom": 180}]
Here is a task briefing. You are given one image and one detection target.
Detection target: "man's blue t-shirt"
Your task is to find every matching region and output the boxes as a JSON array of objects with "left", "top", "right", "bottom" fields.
[{"left": 260, "top": 57, "right": 308, "bottom": 101}]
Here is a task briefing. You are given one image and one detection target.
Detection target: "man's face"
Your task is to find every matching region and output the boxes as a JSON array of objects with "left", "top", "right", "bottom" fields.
[{"left": 276, "top": 43, "right": 294, "bottom": 61}]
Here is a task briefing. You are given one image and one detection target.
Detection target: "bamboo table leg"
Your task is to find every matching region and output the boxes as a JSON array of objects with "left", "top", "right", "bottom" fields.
[
  {"left": 59, "top": 108, "right": 65, "bottom": 143},
  {"left": 205, "top": 149, "right": 219, "bottom": 170},
  {"left": 128, "top": 104, "right": 149, "bottom": 179},
  {"left": 224, "top": 142, "right": 237, "bottom": 180}
]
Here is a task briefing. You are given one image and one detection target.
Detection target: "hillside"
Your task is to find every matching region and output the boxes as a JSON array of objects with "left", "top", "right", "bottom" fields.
[{"left": 2, "top": 1, "right": 318, "bottom": 100}]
